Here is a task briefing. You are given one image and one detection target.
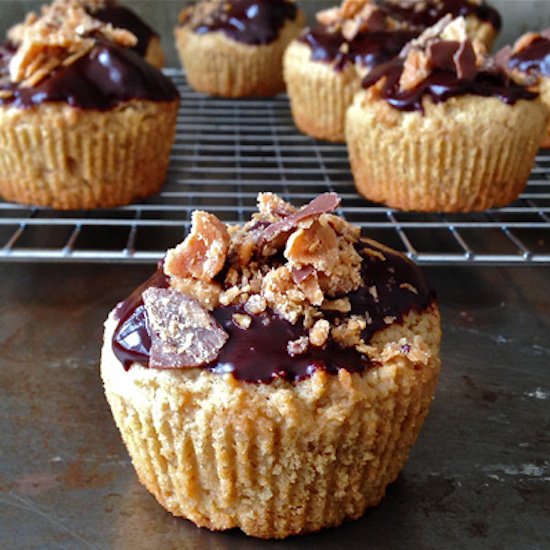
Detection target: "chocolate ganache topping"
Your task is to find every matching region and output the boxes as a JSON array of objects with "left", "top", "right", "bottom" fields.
[
  {"left": 92, "top": 4, "right": 158, "bottom": 56},
  {"left": 182, "top": 0, "right": 298, "bottom": 46},
  {"left": 0, "top": 42, "right": 179, "bottom": 110},
  {"left": 508, "top": 30, "right": 550, "bottom": 78},
  {"left": 111, "top": 194, "right": 435, "bottom": 383},
  {"left": 362, "top": 16, "right": 536, "bottom": 112},
  {"left": 299, "top": 27, "right": 416, "bottom": 71},
  {"left": 376, "top": 0, "right": 501, "bottom": 33}
]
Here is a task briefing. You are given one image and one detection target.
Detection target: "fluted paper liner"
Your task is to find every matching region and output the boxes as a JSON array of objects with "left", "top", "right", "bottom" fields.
[
  {"left": 346, "top": 92, "right": 548, "bottom": 212},
  {"left": 101, "top": 306, "right": 441, "bottom": 539},
  {"left": 284, "top": 41, "right": 361, "bottom": 143},
  {"left": 0, "top": 100, "right": 178, "bottom": 209},
  {"left": 174, "top": 16, "right": 304, "bottom": 98}
]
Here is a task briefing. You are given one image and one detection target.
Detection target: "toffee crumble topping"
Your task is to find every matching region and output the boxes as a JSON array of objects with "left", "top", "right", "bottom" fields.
[
  {"left": 298, "top": 0, "right": 499, "bottom": 72},
  {"left": 361, "top": 15, "right": 537, "bottom": 112},
  {"left": 112, "top": 193, "right": 436, "bottom": 383}
]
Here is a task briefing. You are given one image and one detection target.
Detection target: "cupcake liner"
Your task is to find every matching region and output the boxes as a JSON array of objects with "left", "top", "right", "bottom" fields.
[
  {"left": 346, "top": 93, "right": 548, "bottom": 212},
  {"left": 284, "top": 41, "right": 361, "bottom": 142},
  {"left": 0, "top": 100, "right": 178, "bottom": 209},
  {"left": 101, "top": 307, "right": 441, "bottom": 539},
  {"left": 175, "top": 16, "right": 304, "bottom": 98}
]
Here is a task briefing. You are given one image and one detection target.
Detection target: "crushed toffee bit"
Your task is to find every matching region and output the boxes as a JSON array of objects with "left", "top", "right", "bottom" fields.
[
  {"left": 232, "top": 313, "right": 252, "bottom": 330},
  {"left": 309, "top": 319, "right": 330, "bottom": 347},
  {"left": 143, "top": 288, "right": 228, "bottom": 368},
  {"left": 400, "top": 282, "right": 419, "bottom": 294},
  {"left": 287, "top": 336, "right": 309, "bottom": 357},
  {"left": 321, "top": 297, "right": 351, "bottom": 313},
  {"left": 165, "top": 210, "right": 230, "bottom": 282},
  {"left": 244, "top": 294, "right": 267, "bottom": 315}
]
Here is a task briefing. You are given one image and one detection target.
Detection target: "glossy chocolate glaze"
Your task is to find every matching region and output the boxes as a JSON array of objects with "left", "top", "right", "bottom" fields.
[
  {"left": 111, "top": 239, "right": 435, "bottom": 383},
  {"left": 299, "top": 26, "right": 416, "bottom": 71},
  {"left": 93, "top": 5, "right": 158, "bottom": 56},
  {"left": 377, "top": 0, "right": 501, "bottom": 32},
  {"left": 509, "top": 37, "right": 550, "bottom": 78},
  {"left": 362, "top": 59, "right": 537, "bottom": 112},
  {"left": 191, "top": 0, "right": 298, "bottom": 46},
  {"left": 0, "top": 41, "right": 179, "bottom": 110}
]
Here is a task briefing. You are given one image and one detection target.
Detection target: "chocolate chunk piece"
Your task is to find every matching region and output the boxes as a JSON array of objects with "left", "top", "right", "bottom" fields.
[
  {"left": 259, "top": 192, "right": 341, "bottom": 246},
  {"left": 143, "top": 287, "right": 228, "bottom": 368},
  {"left": 453, "top": 40, "right": 477, "bottom": 80}
]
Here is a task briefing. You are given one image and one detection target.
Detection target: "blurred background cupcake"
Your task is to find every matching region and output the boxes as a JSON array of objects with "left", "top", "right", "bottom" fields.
[
  {"left": 174, "top": 0, "right": 305, "bottom": 97},
  {"left": 346, "top": 16, "right": 547, "bottom": 212}
]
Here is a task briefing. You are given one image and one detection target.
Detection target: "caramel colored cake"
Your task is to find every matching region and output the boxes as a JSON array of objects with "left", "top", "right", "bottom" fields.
[
  {"left": 346, "top": 16, "right": 548, "bottom": 212},
  {"left": 101, "top": 192, "right": 442, "bottom": 539},
  {"left": 507, "top": 28, "right": 550, "bottom": 148},
  {"left": 284, "top": 0, "right": 500, "bottom": 142},
  {"left": 0, "top": 1, "right": 179, "bottom": 209},
  {"left": 174, "top": 0, "right": 304, "bottom": 97}
]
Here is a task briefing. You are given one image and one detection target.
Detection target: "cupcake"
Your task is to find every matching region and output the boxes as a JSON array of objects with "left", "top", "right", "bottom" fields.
[
  {"left": 507, "top": 28, "right": 550, "bottom": 147},
  {"left": 346, "top": 16, "right": 548, "bottom": 212},
  {"left": 174, "top": 0, "right": 305, "bottom": 97},
  {"left": 101, "top": 192, "right": 442, "bottom": 539},
  {"left": 283, "top": 0, "right": 500, "bottom": 142},
  {"left": 0, "top": 0, "right": 179, "bottom": 209}
]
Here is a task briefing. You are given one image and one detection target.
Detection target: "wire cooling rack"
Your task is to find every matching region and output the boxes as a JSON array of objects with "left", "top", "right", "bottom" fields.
[{"left": 0, "top": 69, "right": 549, "bottom": 265}]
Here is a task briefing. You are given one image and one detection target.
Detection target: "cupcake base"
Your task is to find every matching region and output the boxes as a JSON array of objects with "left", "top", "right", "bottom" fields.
[
  {"left": 346, "top": 92, "right": 548, "bottom": 212},
  {"left": 0, "top": 99, "right": 179, "bottom": 209},
  {"left": 101, "top": 304, "right": 441, "bottom": 539},
  {"left": 284, "top": 41, "right": 361, "bottom": 142},
  {"left": 174, "top": 16, "right": 304, "bottom": 98}
]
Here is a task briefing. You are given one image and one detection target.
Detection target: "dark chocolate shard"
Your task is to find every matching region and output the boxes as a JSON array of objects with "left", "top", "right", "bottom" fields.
[
  {"left": 427, "top": 40, "right": 460, "bottom": 72},
  {"left": 364, "top": 9, "right": 387, "bottom": 33},
  {"left": 259, "top": 193, "right": 341, "bottom": 247},
  {"left": 453, "top": 40, "right": 477, "bottom": 80},
  {"left": 142, "top": 287, "right": 228, "bottom": 368}
]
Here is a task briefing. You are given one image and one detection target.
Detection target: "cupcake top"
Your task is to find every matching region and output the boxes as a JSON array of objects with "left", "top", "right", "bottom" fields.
[
  {"left": 79, "top": 0, "right": 159, "bottom": 57},
  {"left": 362, "top": 16, "right": 536, "bottom": 112},
  {"left": 0, "top": 0, "right": 178, "bottom": 110},
  {"left": 299, "top": 0, "right": 417, "bottom": 72},
  {"left": 298, "top": 0, "right": 499, "bottom": 73},
  {"left": 377, "top": 0, "right": 501, "bottom": 34},
  {"left": 507, "top": 28, "right": 550, "bottom": 79},
  {"left": 178, "top": 0, "right": 299, "bottom": 46},
  {"left": 112, "top": 193, "right": 436, "bottom": 383}
]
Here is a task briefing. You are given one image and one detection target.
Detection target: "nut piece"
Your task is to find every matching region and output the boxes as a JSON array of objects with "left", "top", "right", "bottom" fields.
[
  {"left": 165, "top": 211, "right": 230, "bottom": 282},
  {"left": 399, "top": 49, "right": 431, "bottom": 91},
  {"left": 143, "top": 288, "right": 228, "bottom": 368}
]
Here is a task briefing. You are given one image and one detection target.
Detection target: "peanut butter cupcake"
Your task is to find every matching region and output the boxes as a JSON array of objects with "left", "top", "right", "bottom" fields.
[
  {"left": 507, "top": 27, "right": 550, "bottom": 147},
  {"left": 0, "top": 0, "right": 179, "bottom": 209},
  {"left": 174, "top": 0, "right": 304, "bottom": 97},
  {"left": 284, "top": 0, "right": 500, "bottom": 142},
  {"left": 101, "top": 192, "right": 442, "bottom": 539},
  {"left": 346, "top": 16, "right": 547, "bottom": 212}
]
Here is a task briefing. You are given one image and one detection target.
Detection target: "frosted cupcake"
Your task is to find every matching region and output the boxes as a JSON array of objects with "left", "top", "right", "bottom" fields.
[
  {"left": 346, "top": 16, "right": 547, "bottom": 212},
  {"left": 0, "top": 0, "right": 179, "bottom": 209},
  {"left": 101, "top": 192, "right": 442, "bottom": 539},
  {"left": 284, "top": 0, "right": 500, "bottom": 142},
  {"left": 174, "top": 0, "right": 304, "bottom": 97},
  {"left": 507, "top": 27, "right": 550, "bottom": 147}
]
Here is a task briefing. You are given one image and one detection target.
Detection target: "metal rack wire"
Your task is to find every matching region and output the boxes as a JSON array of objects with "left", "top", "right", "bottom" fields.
[{"left": 1, "top": 69, "right": 549, "bottom": 265}]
